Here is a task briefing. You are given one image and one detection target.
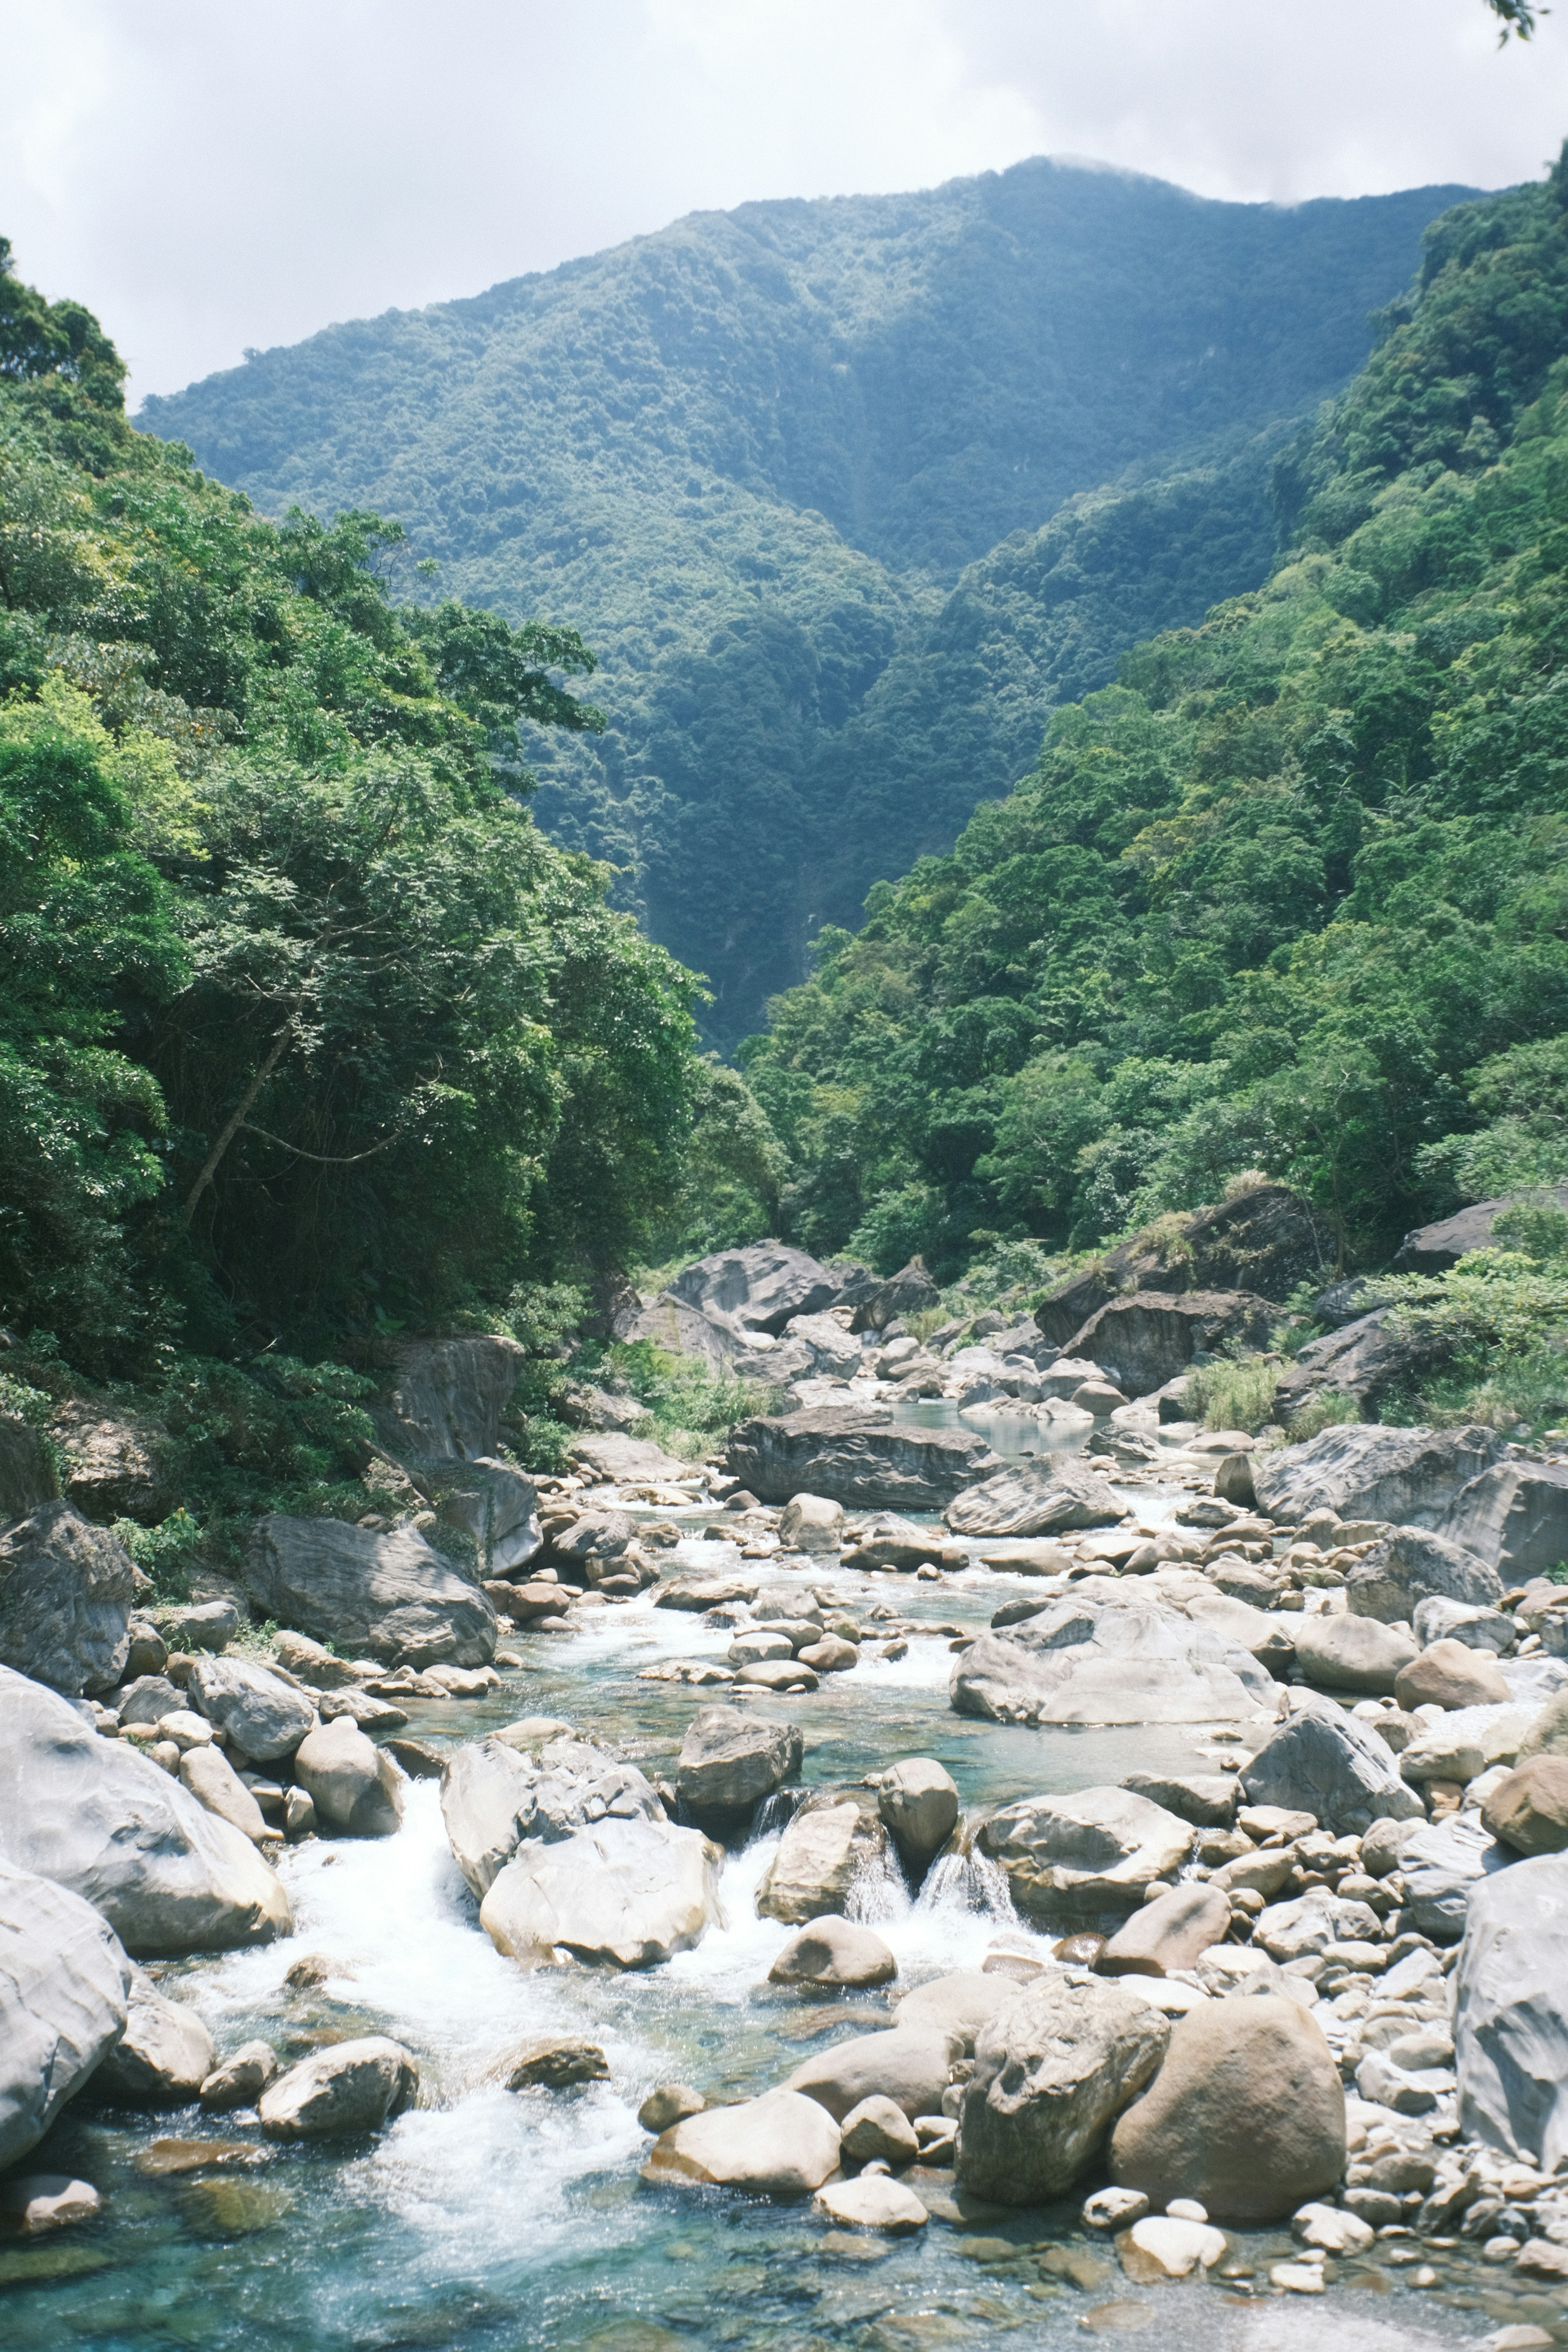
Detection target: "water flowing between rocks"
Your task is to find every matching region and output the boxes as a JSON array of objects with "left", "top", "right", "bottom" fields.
[{"left": 6, "top": 1407, "right": 1519, "bottom": 2352}]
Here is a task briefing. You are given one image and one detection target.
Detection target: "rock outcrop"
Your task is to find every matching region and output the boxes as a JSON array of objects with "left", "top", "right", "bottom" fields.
[
  {"left": 0, "top": 1502, "right": 137, "bottom": 1696},
  {"left": 188, "top": 1656, "right": 318, "bottom": 1763},
  {"left": 244, "top": 1515, "right": 496, "bottom": 1667},
  {"left": 0, "top": 1666, "right": 291, "bottom": 1953},
  {"left": 756, "top": 1795, "right": 891, "bottom": 1922},
  {"left": 668, "top": 1243, "right": 839, "bottom": 1339},
  {"left": 92, "top": 1968, "right": 215, "bottom": 2104},
  {"left": 292, "top": 1718, "right": 405, "bottom": 1837},
  {"left": 371, "top": 1334, "right": 526, "bottom": 1462},
  {"left": 1065, "top": 1290, "right": 1274, "bottom": 1401},
  {"left": 1439, "top": 1459, "right": 1568, "bottom": 1581},
  {"left": 1250, "top": 1423, "right": 1507, "bottom": 1530},
  {"left": 1273, "top": 1309, "right": 1457, "bottom": 1422},
  {"left": 1033, "top": 1185, "right": 1327, "bottom": 1348}
]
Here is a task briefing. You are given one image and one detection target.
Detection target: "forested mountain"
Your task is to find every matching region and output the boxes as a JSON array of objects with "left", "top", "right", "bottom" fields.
[
  {"left": 742, "top": 158, "right": 1568, "bottom": 1280},
  {"left": 0, "top": 238, "right": 704, "bottom": 1391},
  {"left": 140, "top": 161, "right": 1472, "bottom": 1043}
]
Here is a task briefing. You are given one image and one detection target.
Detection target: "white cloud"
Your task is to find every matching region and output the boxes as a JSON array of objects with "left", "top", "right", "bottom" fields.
[{"left": 0, "top": 0, "right": 1563, "bottom": 399}]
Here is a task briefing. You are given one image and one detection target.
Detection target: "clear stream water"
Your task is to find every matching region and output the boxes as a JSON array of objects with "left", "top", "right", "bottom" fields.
[{"left": 4, "top": 1408, "right": 1532, "bottom": 2352}]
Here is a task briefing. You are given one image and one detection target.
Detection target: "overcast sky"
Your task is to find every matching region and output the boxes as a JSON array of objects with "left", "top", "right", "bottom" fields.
[{"left": 3, "top": 0, "right": 1566, "bottom": 404}]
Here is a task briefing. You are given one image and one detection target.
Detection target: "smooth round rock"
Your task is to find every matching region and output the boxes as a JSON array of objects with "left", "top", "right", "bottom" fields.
[
  {"left": 839, "top": 2094, "right": 919, "bottom": 2168},
  {"left": 1482, "top": 1756, "right": 1568, "bottom": 1856},
  {"left": 638, "top": 2083, "right": 705, "bottom": 2132},
  {"left": 1395, "top": 1639, "right": 1512, "bottom": 1713},
  {"left": 814, "top": 2173, "right": 928, "bottom": 2232},
  {"left": 768, "top": 1915, "right": 897, "bottom": 1988}
]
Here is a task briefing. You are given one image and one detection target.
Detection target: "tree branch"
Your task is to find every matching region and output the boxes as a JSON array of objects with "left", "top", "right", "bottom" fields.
[
  {"left": 181, "top": 1019, "right": 293, "bottom": 1228},
  {"left": 239, "top": 1121, "right": 401, "bottom": 1166}
]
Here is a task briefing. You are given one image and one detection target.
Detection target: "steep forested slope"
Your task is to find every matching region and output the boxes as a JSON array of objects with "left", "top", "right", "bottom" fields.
[
  {"left": 743, "top": 160, "right": 1568, "bottom": 1280},
  {"left": 140, "top": 161, "right": 1472, "bottom": 1042},
  {"left": 0, "top": 239, "right": 706, "bottom": 1389}
]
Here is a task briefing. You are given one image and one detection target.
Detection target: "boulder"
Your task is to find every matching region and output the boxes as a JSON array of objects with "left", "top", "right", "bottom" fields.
[
  {"left": 675, "top": 1705, "right": 802, "bottom": 1827},
  {"left": 668, "top": 1242, "right": 839, "bottom": 1339},
  {"left": 1401, "top": 1814, "right": 1511, "bottom": 1942},
  {"left": 952, "top": 1597, "right": 1274, "bottom": 1727},
  {"left": 92, "top": 1968, "right": 214, "bottom": 2104},
  {"left": 179, "top": 1746, "right": 270, "bottom": 1846},
  {"left": 1252, "top": 1889, "right": 1382, "bottom": 1963},
  {"left": 292, "top": 1718, "right": 405, "bottom": 1837},
  {"left": 726, "top": 1409, "right": 995, "bottom": 1509},
  {"left": 1439, "top": 1460, "right": 1568, "bottom": 1582},
  {"left": 1250, "top": 1423, "right": 1507, "bottom": 1530},
  {"left": 0, "top": 1666, "right": 291, "bottom": 1953},
  {"left": 1108, "top": 1995, "right": 1345, "bottom": 2222},
  {"left": 957, "top": 1974, "right": 1170, "bottom": 2204},
  {"left": 0, "top": 1412, "right": 58, "bottom": 1522},
  {"left": 1065, "top": 1291, "right": 1274, "bottom": 1402},
  {"left": 1396, "top": 1190, "right": 1568, "bottom": 1272},
  {"left": 756, "top": 1797, "right": 891, "bottom": 1922},
  {"left": 1394, "top": 1639, "right": 1512, "bottom": 1713},
  {"left": 1453, "top": 1851, "right": 1568, "bottom": 2168},
  {"left": 777, "top": 1492, "right": 845, "bottom": 1552},
  {"left": 188, "top": 1656, "right": 318, "bottom": 1763},
  {"left": 258, "top": 2037, "right": 419, "bottom": 2140},
  {"left": 0, "top": 1502, "right": 136, "bottom": 1696},
  {"left": 1292, "top": 1614, "right": 1419, "bottom": 1696},
  {"left": 440, "top": 1733, "right": 664, "bottom": 1898},
  {"left": 116, "top": 1673, "right": 183, "bottom": 1726},
  {"left": 637, "top": 2084, "right": 704, "bottom": 2132},
  {"left": 152, "top": 1598, "right": 241, "bottom": 1653},
  {"left": 415, "top": 1458, "right": 541, "bottom": 1578},
  {"left": 895, "top": 1971, "right": 1013, "bottom": 2054},
  {"left": 976, "top": 1787, "right": 1192, "bottom": 1924},
  {"left": 244, "top": 1515, "right": 496, "bottom": 1668},
  {"left": 1481, "top": 1757, "right": 1568, "bottom": 1856},
  {"left": 1119, "top": 1771, "right": 1236, "bottom": 1829},
  {"left": 1273, "top": 1309, "right": 1456, "bottom": 1422},
  {"left": 498, "top": 2036, "right": 609, "bottom": 2090},
  {"left": 1033, "top": 1186, "right": 1327, "bottom": 1349},
  {"left": 1238, "top": 1707, "right": 1422, "bottom": 1837},
  {"left": 837, "top": 2095, "right": 920, "bottom": 2168},
  {"left": 1519, "top": 1690, "right": 1568, "bottom": 1761},
  {"left": 1098, "top": 1883, "right": 1231, "bottom": 1977},
  {"left": 768, "top": 1915, "right": 898, "bottom": 1987},
  {"left": 567, "top": 1433, "right": 695, "bottom": 1484},
  {"left": 613, "top": 1296, "right": 752, "bottom": 1374},
  {"left": 199, "top": 2041, "right": 279, "bottom": 2111},
  {"left": 643, "top": 2088, "right": 840, "bottom": 2195},
  {"left": 0, "top": 1856, "right": 132, "bottom": 2168},
  {"left": 784, "top": 1319, "right": 863, "bottom": 1379},
  {"left": 815, "top": 2174, "right": 928, "bottom": 2231},
  {"left": 1345, "top": 1527, "right": 1503, "bottom": 1624},
  {"left": 51, "top": 1404, "right": 170, "bottom": 1525},
  {"left": 1411, "top": 1595, "right": 1517, "bottom": 1655},
  {"left": 944, "top": 1458, "right": 1124, "bottom": 1539},
  {"left": 785, "top": 2025, "right": 960, "bottom": 2122},
  {"left": 846, "top": 1257, "right": 941, "bottom": 1336},
  {"left": 1181, "top": 1589, "right": 1296, "bottom": 1674},
  {"left": 876, "top": 1758, "right": 959, "bottom": 1873},
  {"left": 842, "top": 1515, "right": 967, "bottom": 1572},
  {"left": 479, "top": 1815, "right": 722, "bottom": 1969},
  {"left": 370, "top": 1333, "right": 526, "bottom": 1462},
  {"left": 1399, "top": 1701, "right": 1532, "bottom": 1785}
]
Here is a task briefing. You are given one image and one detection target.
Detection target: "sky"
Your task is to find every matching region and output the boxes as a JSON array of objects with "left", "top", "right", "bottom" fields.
[{"left": 2, "top": 0, "right": 1566, "bottom": 405}]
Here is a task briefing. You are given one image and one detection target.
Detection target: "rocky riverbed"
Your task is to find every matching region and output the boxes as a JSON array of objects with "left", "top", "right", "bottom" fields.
[{"left": 5, "top": 1245, "right": 1568, "bottom": 2352}]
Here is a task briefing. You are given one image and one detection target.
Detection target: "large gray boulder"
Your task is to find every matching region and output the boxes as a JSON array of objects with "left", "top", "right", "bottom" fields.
[
  {"left": 1400, "top": 1814, "right": 1512, "bottom": 1943},
  {"left": 668, "top": 1243, "right": 838, "bottom": 1338},
  {"left": 0, "top": 1665, "right": 291, "bottom": 1954},
  {"left": 951, "top": 1597, "right": 1274, "bottom": 1726},
  {"left": 976, "top": 1786, "right": 1192, "bottom": 1924},
  {"left": 440, "top": 1734, "right": 664, "bottom": 1898},
  {"left": 756, "top": 1795, "right": 891, "bottom": 1922},
  {"left": 292, "top": 1718, "right": 405, "bottom": 1837},
  {"left": 612, "top": 1296, "right": 748, "bottom": 1375},
  {"left": 1291, "top": 1613, "right": 1419, "bottom": 1696},
  {"left": 1273, "top": 1309, "right": 1456, "bottom": 1422},
  {"left": 0, "top": 1857, "right": 132, "bottom": 2167},
  {"left": 566, "top": 1432, "right": 695, "bottom": 1483},
  {"left": 1033, "top": 1185, "right": 1327, "bottom": 1349},
  {"left": 244, "top": 1515, "right": 496, "bottom": 1668},
  {"left": 479, "top": 1815, "right": 722, "bottom": 1969},
  {"left": 1250, "top": 1423, "right": 1506, "bottom": 1529},
  {"left": 1238, "top": 1706, "right": 1423, "bottom": 1836},
  {"left": 845, "top": 1257, "right": 941, "bottom": 1335},
  {"left": 371, "top": 1334, "right": 526, "bottom": 1461},
  {"left": 1454, "top": 1851, "right": 1568, "bottom": 2169},
  {"left": 643, "top": 2089, "right": 841, "bottom": 2195},
  {"left": 726, "top": 1409, "right": 996, "bottom": 1509},
  {"left": 188, "top": 1655, "right": 318, "bottom": 1763},
  {"left": 957, "top": 1974, "right": 1169, "bottom": 2204},
  {"left": 259, "top": 2037, "right": 419, "bottom": 2139},
  {"left": 944, "top": 1458, "right": 1125, "bottom": 1539},
  {"left": 895, "top": 1971, "right": 1015, "bottom": 2053},
  {"left": 1439, "top": 1460, "right": 1568, "bottom": 1581},
  {"left": 1345, "top": 1526, "right": 1504, "bottom": 1623},
  {"left": 0, "top": 1502, "right": 136, "bottom": 1696},
  {"left": 783, "top": 1318, "right": 861, "bottom": 1378},
  {"left": 1109, "top": 1994, "right": 1345, "bottom": 2222},
  {"left": 784, "top": 2025, "right": 960, "bottom": 2121},
  {"left": 1396, "top": 1189, "right": 1568, "bottom": 1272},
  {"left": 0, "top": 1413, "right": 59, "bottom": 1521},
  {"left": 1065, "top": 1290, "right": 1274, "bottom": 1401},
  {"left": 675, "top": 1705, "right": 802, "bottom": 1828},
  {"left": 92, "top": 1968, "right": 215, "bottom": 2104},
  {"left": 416, "top": 1457, "right": 540, "bottom": 1577}
]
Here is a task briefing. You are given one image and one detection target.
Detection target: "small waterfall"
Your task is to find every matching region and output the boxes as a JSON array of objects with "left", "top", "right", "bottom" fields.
[
  {"left": 846, "top": 1840, "right": 913, "bottom": 1925},
  {"left": 915, "top": 1846, "right": 1018, "bottom": 1925}
]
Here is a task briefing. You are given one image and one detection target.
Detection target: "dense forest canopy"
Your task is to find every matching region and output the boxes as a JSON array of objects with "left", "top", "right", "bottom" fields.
[
  {"left": 741, "top": 156, "right": 1568, "bottom": 1281},
  {"left": 139, "top": 164, "right": 1474, "bottom": 1045},
  {"left": 0, "top": 238, "right": 714, "bottom": 1386}
]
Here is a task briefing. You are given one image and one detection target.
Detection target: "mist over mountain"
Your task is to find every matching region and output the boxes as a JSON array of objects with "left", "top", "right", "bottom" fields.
[{"left": 141, "top": 157, "right": 1476, "bottom": 1042}]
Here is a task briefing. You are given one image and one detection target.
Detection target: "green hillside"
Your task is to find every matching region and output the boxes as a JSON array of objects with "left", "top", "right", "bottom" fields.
[
  {"left": 742, "top": 158, "right": 1568, "bottom": 1283},
  {"left": 139, "top": 161, "right": 1474, "bottom": 1043}
]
